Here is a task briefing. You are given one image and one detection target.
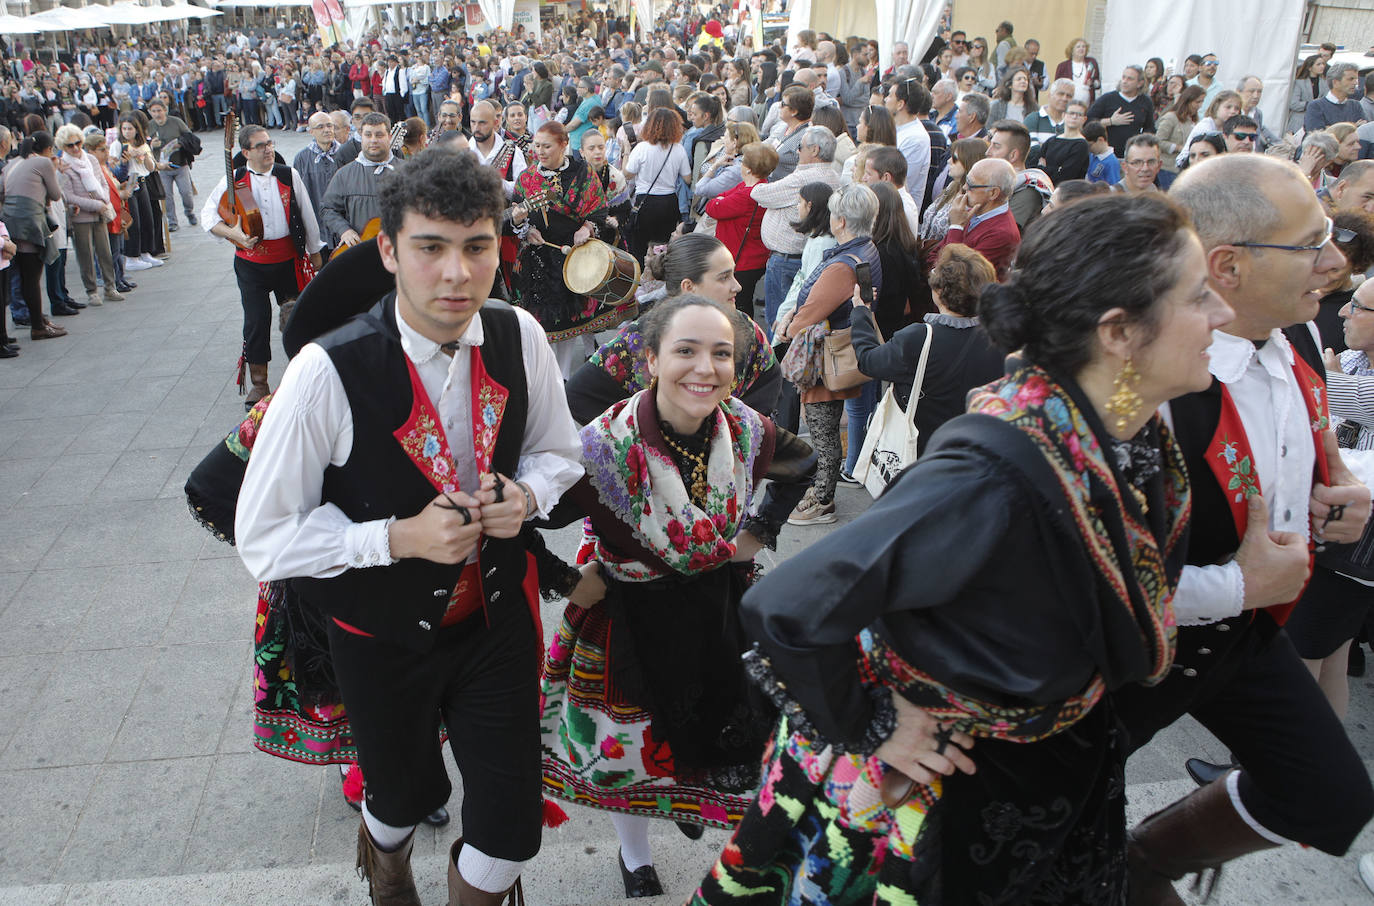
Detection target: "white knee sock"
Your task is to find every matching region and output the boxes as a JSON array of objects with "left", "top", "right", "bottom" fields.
[
  {"left": 361, "top": 802, "right": 415, "bottom": 852},
  {"left": 611, "top": 813, "right": 653, "bottom": 870},
  {"left": 456, "top": 841, "right": 526, "bottom": 893}
]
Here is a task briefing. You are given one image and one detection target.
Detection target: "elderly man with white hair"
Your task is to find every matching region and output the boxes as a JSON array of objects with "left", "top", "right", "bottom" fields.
[
  {"left": 753, "top": 124, "right": 843, "bottom": 335},
  {"left": 1024, "top": 77, "right": 1076, "bottom": 143},
  {"left": 937, "top": 157, "right": 1020, "bottom": 279}
]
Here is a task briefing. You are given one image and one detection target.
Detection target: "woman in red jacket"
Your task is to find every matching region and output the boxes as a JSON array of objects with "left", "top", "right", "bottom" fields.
[
  {"left": 348, "top": 53, "right": 369, "bottom": 98},
  {"left": 705, "top": 141, "right": 777, "bottom": 318},
  {"left": 1054, "top": 37, "right": 1101, "bottom": 106}
]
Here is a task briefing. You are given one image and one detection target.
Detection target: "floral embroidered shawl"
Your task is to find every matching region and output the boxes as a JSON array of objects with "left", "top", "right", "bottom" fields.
[
  {"left": 966, "top": 358, "right": 1188, "bottom": 691},
  {"left": 578, "top": 389, "right": 767, "bottom": 582}
]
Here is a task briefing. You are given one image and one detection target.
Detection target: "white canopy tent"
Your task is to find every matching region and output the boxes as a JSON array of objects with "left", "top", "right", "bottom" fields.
[
  {"left": 1100, "top": 0, "right": 1305, "bottom": 138},
  {"left": 0, "top": 12, "right": 35, "bottom": 33},
  {"left": 787, "top": 0, "right": 943, "bottom": 73}
]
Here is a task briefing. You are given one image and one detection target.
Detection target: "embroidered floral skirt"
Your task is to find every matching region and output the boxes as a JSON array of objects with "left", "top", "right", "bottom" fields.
[
  {"left": 252, "top": 581, "right": 356, "bottom": 764},
  {"left": 539, "top": 570, "right": 773, "bottom": 829},
  {"left": 687, "top": 703, "right": 1127, "bottom": 906}
]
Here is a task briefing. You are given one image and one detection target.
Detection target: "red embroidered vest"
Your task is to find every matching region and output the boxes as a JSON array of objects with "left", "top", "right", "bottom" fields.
[{"left": 1203, "top": 354, "right": 1330, "bottom": 624}]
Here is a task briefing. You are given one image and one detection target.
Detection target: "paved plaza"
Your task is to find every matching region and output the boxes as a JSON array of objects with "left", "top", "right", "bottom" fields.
[{"left": 0, "top": 128, "right": 1372, "bottom": 905}]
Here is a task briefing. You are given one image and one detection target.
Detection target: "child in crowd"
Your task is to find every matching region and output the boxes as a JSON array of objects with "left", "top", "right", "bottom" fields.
[{"left": 1083, "top": 120, "right": 1121, "bottom": 185}]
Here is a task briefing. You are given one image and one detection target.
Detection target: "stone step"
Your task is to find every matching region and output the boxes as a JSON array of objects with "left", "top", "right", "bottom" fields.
[{"left": 3, "top": 776, "right": 1373, "bottom": 905}]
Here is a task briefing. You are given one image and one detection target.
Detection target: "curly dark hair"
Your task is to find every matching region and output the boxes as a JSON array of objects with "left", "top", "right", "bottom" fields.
[
  {"left": 980, "top": 194, "right": 1194, "bottom": 373},
  {"left": 379, "top": 147, "right": 505, "bottom": 239}
]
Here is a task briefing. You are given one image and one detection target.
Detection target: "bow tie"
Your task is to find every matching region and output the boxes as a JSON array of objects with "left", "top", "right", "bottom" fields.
[{"left": 439, "top": 339, "right": 466, "bottom": 355}]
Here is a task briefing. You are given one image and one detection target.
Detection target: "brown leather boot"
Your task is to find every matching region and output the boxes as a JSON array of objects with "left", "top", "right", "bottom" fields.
[
  {"left": 447, "top": 837, "right": 526, "bottom": 906},
  {"left": 244, "top": 363, "right": 270, "bottom": 409},
  {"left": 1127, "top": 770, "right": 1280, "bottom": 905},
  {"left": 355, "top": 820, "right": 422, "bottom": 906}
]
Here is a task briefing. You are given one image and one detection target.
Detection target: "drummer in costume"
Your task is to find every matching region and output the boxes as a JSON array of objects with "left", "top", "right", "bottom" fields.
[
  {"left": 1113, "top": 154, "right": 1374, "bottom": 901},
  {"left": 203, "top": 123, "right": 324, "bottom": 409},
  {"left": 236, "top": 149, "right": 584, "bottom": 906},
  {"left": 470, "top": 100, "right": 527, "bottom": 297},
  {"left": 508, "top": 121, "right": 612, "bottom": 378},
  {"left": 536, "top": 294, "right": 816, "bottom": 898}
]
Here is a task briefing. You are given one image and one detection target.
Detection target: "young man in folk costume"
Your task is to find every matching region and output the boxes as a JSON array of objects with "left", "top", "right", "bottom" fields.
[
  {"left": 1116, "top": 154, "right": 1374, "bottom": 902},
  {"left": 469, "top": 99, "right": 527, "bottom": 297},
  {"left": 508, "top": 121, "right": 612, "bottom": 378},
  {"left": 321, "top": 112, "right": 399, "bottom": 252},
  {"left": 235, "top": 149, "right": 584, "bottom": 906},
  {"left": 203, "top": 123, "right": 324, "bottom": 408}
]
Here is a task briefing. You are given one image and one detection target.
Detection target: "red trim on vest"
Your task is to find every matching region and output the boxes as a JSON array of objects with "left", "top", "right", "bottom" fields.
[
  {"left": 237, "top": 236, "right": 296, "bottom": 264},
  {"left": 1204, "top": 354, "right": 1331, "bottom": 625}
]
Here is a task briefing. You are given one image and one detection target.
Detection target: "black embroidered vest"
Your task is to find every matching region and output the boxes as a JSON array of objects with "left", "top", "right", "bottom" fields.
[{"left": 292, "top": 296, "right": 531, "bottom": 651}]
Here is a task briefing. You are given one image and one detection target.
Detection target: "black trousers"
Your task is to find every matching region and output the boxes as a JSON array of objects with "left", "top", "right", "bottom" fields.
[
  {"left": 233, "top": 257, "right": 298, "bottom": 365},
  {"left": 735, "top": 266, "right": 764, "bottom": 320},
  {"left": 629, "top": 192, "right": 680, "bottom": 263},
  {"left": 326, "top": 595, "right": 543, "bottom": 861},
  {"left": 1116, "top": 617, "right": 1374, "bottom": 854},
  {"left": 383, "top": 91, "right": 405, "bottom": 123}
]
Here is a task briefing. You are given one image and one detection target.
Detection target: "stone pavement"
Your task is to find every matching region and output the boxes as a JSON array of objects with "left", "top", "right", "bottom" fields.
[{"left": 0, "top": 128, "right": 1372, "bottom": 905}]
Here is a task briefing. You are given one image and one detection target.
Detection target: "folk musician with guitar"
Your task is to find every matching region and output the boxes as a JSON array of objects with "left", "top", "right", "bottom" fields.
[
  {"left": 321, "top": 113, "right": 402, "bottom": 254},
  {"left": 203, "top": 119, "right": 324, "bottom": 408}
]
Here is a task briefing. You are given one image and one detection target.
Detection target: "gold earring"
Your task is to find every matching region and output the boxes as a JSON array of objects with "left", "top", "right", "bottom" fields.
[{"left": 1105, "top": 357, "right": 1143, "bottom": 432}]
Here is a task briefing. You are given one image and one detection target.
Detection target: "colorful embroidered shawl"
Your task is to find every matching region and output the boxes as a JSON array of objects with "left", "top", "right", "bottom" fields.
[
  {"left": 578, "top": 389, "right": 767, "bottom": 582},
  {"left": 966, "top": 360, "right": 1188, "bottom": 692}
]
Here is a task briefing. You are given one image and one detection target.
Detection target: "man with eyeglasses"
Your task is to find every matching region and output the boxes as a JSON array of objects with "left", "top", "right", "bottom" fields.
[
  {"left": 1222, "top": 114, "right": 1259, "bottom": 154},
  {"left": 202, "top": 124, "right": 324, "bottom": 408},
  {"left": 1112, "top": 133, "right": 1167, "bottom": 195},
  {"left": 948, "top": 30, "right": 970, "bottom": 70},
  {"left": 938, "top": 157, "right": 1020, "bottom": 280},
  {"left": 1116, "top": 153, "right": 1374, "bottom": 901},
  {"left": 293, "top": 112, "right": 348, "bottom": 251},
  {"left": 767, "top": 84, "right": 814, "bottom": 180}
]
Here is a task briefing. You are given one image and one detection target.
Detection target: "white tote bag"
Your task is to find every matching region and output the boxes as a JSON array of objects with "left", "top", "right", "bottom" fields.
[{"left": 853, "top": 326, "right": 934, "bottom": 498}]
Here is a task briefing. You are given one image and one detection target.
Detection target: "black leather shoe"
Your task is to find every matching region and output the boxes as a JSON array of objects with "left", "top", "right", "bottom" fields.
[
  {"left": 116, "top": 281, "right": 137, "bottom": 292},
  {"left": 4, "top": 343, "right": 18, "bottom": 353},
  {"left": 675, "top": 820, "right": 704, "bottom": 840},
  {"left": 0, "top": 345, "right": 16, "bottom": 358},
  {"left": 51, "top": 304, "right": 80, "bottom": 316},
  {"left": 65, "top": 298, "right": 86, "bottom": 309},
  {"left": 1184, "top": 758, "right": 1236, "bottom": 787},
  {"left": 619, "top": 850, "right": 663, "bottom": 898},
  {"left": 423, "top": 806, "right": 450, "bottom": 827}
]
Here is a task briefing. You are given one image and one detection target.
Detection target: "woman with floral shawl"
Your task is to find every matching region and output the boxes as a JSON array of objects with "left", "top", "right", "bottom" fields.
[
  {"left": 537, "top": 294, "right": 815, "bottom": 899},
  {"left": 688, "top": 194, "right": 1233, "bottom": 904}
]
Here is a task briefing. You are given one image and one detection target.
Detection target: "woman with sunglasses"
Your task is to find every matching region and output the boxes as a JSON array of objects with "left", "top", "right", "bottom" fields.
[
  {"left": 966, "top": 38, "right": 996, "bottom": 93},
  {"left": 55, "top": 124, "right": 120, "bottom": 308}
]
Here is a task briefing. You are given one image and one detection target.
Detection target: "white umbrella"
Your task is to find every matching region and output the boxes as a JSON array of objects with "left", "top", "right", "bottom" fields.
[
  {"left": 164, "top": 2, "right": 225, "bottom": 18},
  {"left": 92, "top": 3, "right": 168, "bottom": 26},
  {"left": 27, "top": 6, "right": 106, "bottom": 30},
  {"left": 0, "top": 12, "right": 37, "bottom": 33}
]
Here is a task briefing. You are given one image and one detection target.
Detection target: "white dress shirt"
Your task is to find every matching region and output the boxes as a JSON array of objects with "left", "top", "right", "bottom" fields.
[
  {"left": 235, "top": 300, "right": 584, "bottom": 583},
  {"left": 895, "top": 118, "right": 931, "bottom": 202},
  {"left": 200, "top": 166, "right": 325, "bottom": 254},
  {"left": 472, "top": 134, "right": 527, "bottom": 198},
  {"left": 1168, "top": 328, "right": 1319, "bottom": 624}
]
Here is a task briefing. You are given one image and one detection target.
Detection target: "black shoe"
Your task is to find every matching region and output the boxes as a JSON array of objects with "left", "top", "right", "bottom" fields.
[
  {"left": 188, "top": 213, "right": 198, "bottom": 226},
  {"left": 1350, "top": 642, "right": 1366, "bottom": 677},
  {"left": 0, "top": 345, "right": 16, "bottom": 358},
  {"left": 618, "top": 850, "right": 663, "bottom": 898},
  {"left": 64, "top": 298, "right": 87, "bottom": 309},
  {"left": 51, "top": 304, "right": 80, "bottom": 316},
  {"left": 423, "top": 806, "right": 450, "bottom": 827},
  {"left": 1184, "top": 758, "right": 1236, "bottom": 787},
  {"left": 168, "top": 222, "right": 179, "bottom": 232},
  {"left": 117, "top": 281, "right": 137, "bottom": 292},
  {"left": 11, "top": 316, "right": 29, "bottom": 327},
  {"left": 675, "top": 820, "right": 704, "bottom": 840},
  {"left": 3, "top": 343, "right": 18, "bottom": 353}
]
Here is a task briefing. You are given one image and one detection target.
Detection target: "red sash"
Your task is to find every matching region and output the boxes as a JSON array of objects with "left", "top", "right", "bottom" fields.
[
  {"left": 233, "top": 174, "right": 317, "bottom": 291},
  {"left": 1204, "top": 353, "right": 1330, "bottom": 625}
]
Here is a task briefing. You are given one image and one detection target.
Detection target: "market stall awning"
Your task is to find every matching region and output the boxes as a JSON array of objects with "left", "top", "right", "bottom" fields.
[{"left": 0, "top": 12, "right": 36, "bottom": 33}]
